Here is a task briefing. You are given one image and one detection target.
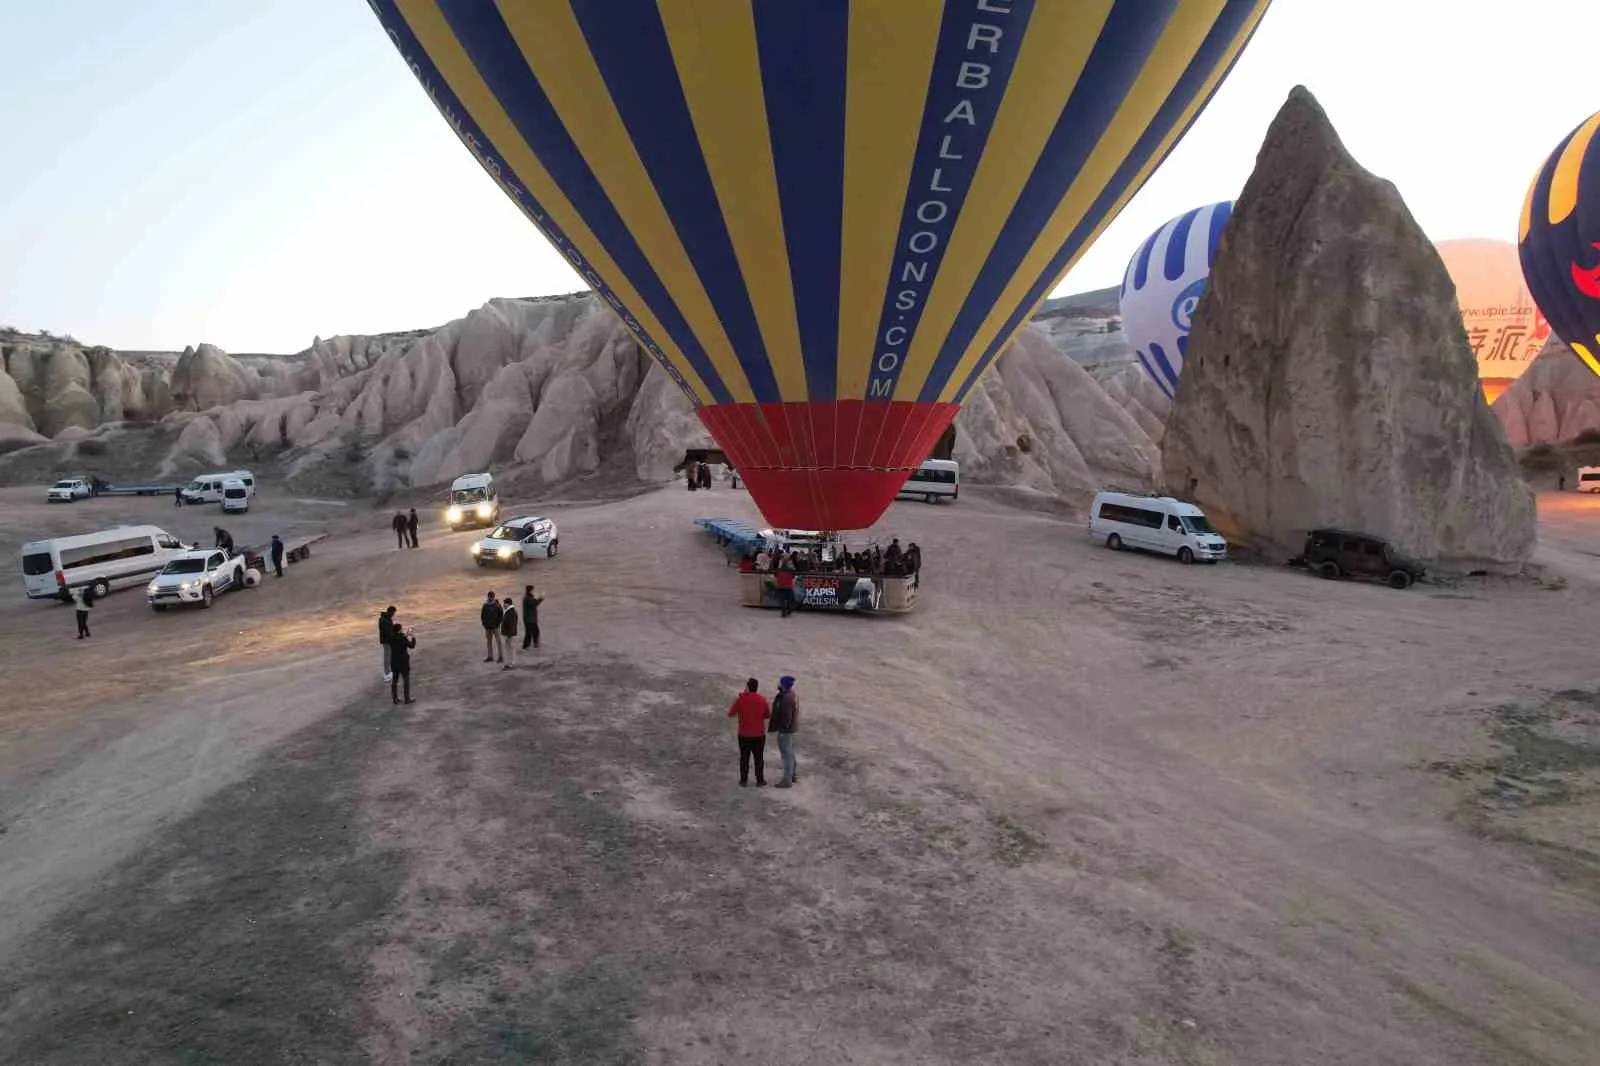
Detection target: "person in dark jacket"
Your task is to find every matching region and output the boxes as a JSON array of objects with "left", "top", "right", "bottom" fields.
[
  {"left": 388, "top": 623, "right": 417, "bottom": 704},
  {"left": 727, "top": 678, "right": 769, "bottom": 787},
  {"left": 213, "top": 527, "right": 234, "bottom": 554},
  {"left": 407, "top": 508, "right": 420, "bottom": 548},
  {"left": 771, "top": 675, "right": 800, "bottom": 787},
  {"left": 481, "top": 591, "right": 504, "bottom": 663},
  {"left": 378, "top": 605, "right": 397, "bottom": 681},
  {"left": 174, "top": 485, "right": 182, "bottom": 508},
  {"left": 499, "top": 596, "right": 519, "bottom": 670},
  {"left": 521, "top": 585, "right": 544, "bottom": 650},
  {"left": 392, "top": 511, "right": 408, "bottom": 550},
  {"left": 698, "top": 462, "right": 712, "bottom": 490},
  {"left": 269, "top": 534, "right": 286, "bottom": 578}
]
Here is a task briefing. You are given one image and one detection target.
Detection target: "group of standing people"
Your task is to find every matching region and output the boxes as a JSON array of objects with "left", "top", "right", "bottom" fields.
[
  {"left": 478, "top": 585, "right": 544, "bottom": 669},
  {"left": 377, "top": 605, "right": 416, "bottom": 704},
  {"left": 727, "top": 676, "right": 800, "bottom": 787},
  {"left": 685, "top": 459, "right": 738, "bottom": 491},
  {"left": 392, "top": 508, "right": 421, "bottom": 550}
]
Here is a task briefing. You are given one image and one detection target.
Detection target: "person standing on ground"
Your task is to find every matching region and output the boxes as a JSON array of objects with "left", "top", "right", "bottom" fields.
[
  {"left": 774, "top": 559, "right": 796, "bottom": 618},
  {"left": 269, "top": 534, "right": 286, "bottom": 578},
  {"left": 481, "top": 591, "right": 504, "bottom": 663},
  {"left": 499, "top": 596, "right": 519, "bottom": 670},
  {"left": 392, "top": 511, "right": 408, "bottom": 550},
  {"left": 521, "top": 585, "right": 543, "bottom": 650},
  {"left": 378, "top": 605, "right": 397, "bottom": 681},
  {"left": 1560, "top": 473, "right": 1567, "bottom": 491},
  {"left": 771, "top": 675, "right": 800, "bottom": 787},
  {"left": 407, "top": 508, "right": 420, "bottom": 548},
  {"left": 174, "top": 486, "right": 182, "bottom": 508},
  {"left": 727, "top": 678, "right": 770, "bottom": 787},
  {"left": 698, "top": 462, "right": 712, "bottom": 490},
  {"left": 388, "top": 622, "right": 416, "bottom": 704},
  {"left": 72, "top": 584, "right": 93, "bottom": 639}
]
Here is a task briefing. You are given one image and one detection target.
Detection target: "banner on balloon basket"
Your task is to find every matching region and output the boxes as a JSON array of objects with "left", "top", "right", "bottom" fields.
[{"left": 759, "top": 575, "right": 885, "bottom": 613}]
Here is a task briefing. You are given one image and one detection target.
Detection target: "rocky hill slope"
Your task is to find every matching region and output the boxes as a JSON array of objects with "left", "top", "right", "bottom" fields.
[
  {"left": 0, "top": 295, "right": 1163, "bottom": 506},
  {"left": 1492, "top": 336, "right": 1600, "bottom": 447}
]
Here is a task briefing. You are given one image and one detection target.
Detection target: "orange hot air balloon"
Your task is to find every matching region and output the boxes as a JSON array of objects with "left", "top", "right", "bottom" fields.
[
  {"left": 366, "top": 0, "right": 1272, "bottom": 529},
  {"left": 1435, "top": 238, "right": 1549, "bottom": 403}
]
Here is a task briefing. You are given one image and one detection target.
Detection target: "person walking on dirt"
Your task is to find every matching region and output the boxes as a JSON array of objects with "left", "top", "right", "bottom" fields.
[
  {"left": 521, "top": 584, "right": 543, "bottom": 650},
  {"left": 727, "top": 678, "right": 770, "bottom": 787},
  {"left": 174, "top": 486, "right": 182, "bottom": 508},
  {"left": 71, "top": 585, "right": 93, "bottom": 639},
  {"left": 388, "top": 622, "right": 416, "bottom": 704},
  {"left": 392, "top": 511, "right": 408, "bottom": 550},
  {"left": 481, "top": 591, "right": 505, "bottom": 663},
  {"left": 269, "top": 534, "right": 286, "bottom": 578},
  {"left": 407, "top": 508, "right": 420, "bottom": 549},
  {"left": 378, "top": 605, "right": 397, "bottom": 681},
  {"left": 771, "top": 675, "right": 799, "bottom": 787}
]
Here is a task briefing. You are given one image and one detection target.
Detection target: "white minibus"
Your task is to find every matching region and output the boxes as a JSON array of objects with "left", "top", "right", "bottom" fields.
[
  {"left": 1088, "top": 492, "right": 1228, "bottom": 564},
  {"left": 896, "top": 459, "right": 960, "bottom": 504},
  {"left": 181, "top": 469, "right": 256, "bottom": 505},
  {"left": 1577, "top": 466, "right": 1600, "bottom": 493},
  {"left": 21, "top": 525, "right": 189, "bottom": 600},
  {"left": 221, "top": 478, "right": 250, "bottom": 513}
]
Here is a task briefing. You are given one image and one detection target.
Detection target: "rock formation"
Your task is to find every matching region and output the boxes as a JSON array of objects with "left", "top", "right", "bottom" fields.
[
  {"left": 1492, "top": 336, "right": 1600, "bottom": 446},
  {"left": 1160, "top": 87, "right": 1535, "bottom": 572},
  {"left": 0, "top": 289, "right": 1168, "bottom": 506}
]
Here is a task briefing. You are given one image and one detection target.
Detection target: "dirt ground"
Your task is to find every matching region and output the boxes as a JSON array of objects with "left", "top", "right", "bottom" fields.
[{"left": 0, "top": 480, "right": 1597, "bottom": 1065}]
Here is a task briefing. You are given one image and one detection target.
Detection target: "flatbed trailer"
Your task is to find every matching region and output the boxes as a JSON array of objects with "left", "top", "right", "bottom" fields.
[
  {"left": 239, "top": 533, "right": 326, "bottom": 572},
  {"left": 693, "top": 516, "right": 766, "bottom": 564},
  {"left": 101, "top": 482, "right": 183, "bottom": 497}
]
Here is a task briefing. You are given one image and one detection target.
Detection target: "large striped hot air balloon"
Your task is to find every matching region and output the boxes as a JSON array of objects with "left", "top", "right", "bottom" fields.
[
  {"left": 1120, "top": 200, "right": 1233, "bottom": 398},
  {"left": 369, "top": 0, "right": 1272, "bottom": 529},
  {"left": 1520, "top": 110, "right": 1600, "bottom": 378}
]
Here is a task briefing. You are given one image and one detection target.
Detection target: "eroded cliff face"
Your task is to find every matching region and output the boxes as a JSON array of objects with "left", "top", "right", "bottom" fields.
[
  {"left": 0, "top": 293, "right": 1167, "bottom": 504},
  {"left": 1493, "top": 336, "right": 1600, "bottom": 447},
  {"left": 1160, "top": 87, "right": 1535, "bottom": 572}
]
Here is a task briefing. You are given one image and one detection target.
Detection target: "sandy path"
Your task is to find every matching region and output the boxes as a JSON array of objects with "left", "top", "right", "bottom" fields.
[{"left": 0, "top": 483, "right": 1596, "bottom": 1063}]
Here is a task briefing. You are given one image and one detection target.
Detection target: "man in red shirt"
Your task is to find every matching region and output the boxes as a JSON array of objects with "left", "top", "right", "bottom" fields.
[
  {"left": 774, "top": 562, "right": 796, "bottom": 618},
  {"left": 727, "top": 678, "right": 770, "bottom": 787}
]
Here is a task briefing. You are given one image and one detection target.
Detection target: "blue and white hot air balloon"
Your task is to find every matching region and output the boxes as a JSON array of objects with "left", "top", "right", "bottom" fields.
[{"left": 1119, "top": 201, "right": 1233, "bottom": 398}]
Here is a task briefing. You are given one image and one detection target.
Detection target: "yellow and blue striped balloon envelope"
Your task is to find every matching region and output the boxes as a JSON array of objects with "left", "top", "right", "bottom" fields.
[
  {"left": 1521, "top": 110, "right": 1600, "bottom": 380},
  {"left": 369, "top": 0, "right": 1271, "bottom": 529}
]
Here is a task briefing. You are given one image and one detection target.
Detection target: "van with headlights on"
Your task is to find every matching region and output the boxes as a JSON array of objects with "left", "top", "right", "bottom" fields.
[{"left": 444, "top": 472, "right": 500, "bottom": 531}]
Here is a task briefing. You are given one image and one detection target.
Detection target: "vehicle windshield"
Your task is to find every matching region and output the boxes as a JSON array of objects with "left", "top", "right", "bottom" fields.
[
  {"left": 487, "top": 524, "right": 525, "bottom": 540},
  {"left": 51, "top": 481, "right": 76, "bottom": 489},
  {"left": 452, "top": 487, "right": 490, "bottom": 504},
  {"left": 160, "top": 557, "right": 208, "bottom": 575},
  {"left": 1182, "top": 515, "right": 1217, "bottom": 535},
  {"left": 23, "top": 552, "right": 53, "bottom": 576}
]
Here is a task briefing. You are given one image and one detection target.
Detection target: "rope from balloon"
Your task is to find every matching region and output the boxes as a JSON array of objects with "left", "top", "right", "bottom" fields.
[{"left": 698, "top": 401, "right": 959, "bottom": 532}]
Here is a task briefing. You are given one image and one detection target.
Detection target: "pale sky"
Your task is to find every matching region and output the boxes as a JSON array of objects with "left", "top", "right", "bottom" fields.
[{"left": 0, "top": 1, "right": 1595, "bottom": 354}]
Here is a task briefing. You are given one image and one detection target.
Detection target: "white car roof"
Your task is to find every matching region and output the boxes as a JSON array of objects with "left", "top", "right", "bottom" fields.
[
  {"left": 174, "top": 548, "right": 223, "bottom": 560},
  {"left": 498, "top": 515, "right": 552, "bottom": 529}
]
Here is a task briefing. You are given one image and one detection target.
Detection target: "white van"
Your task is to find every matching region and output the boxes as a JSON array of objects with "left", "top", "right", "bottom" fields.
[
  {"left": 221, "top": 478, "right": 250, "bottom": 513},
  {"left": 21, "top": 524, "right": 189, "bottom": 600},
  {"left": 1088, "top": 492, "right": 1228, "bottom": 564},
  {"left": 444, "top": 472, "right": 500, "bottom": 531},
  {"left": 896, "top": 459, "right": 960, "bottom": 504},
  {"left": 180, "top": 469, "right": 256, "bottom": 505},
  {"left": 1577, "top": 467, "right": 1600, "bottom": 493}
]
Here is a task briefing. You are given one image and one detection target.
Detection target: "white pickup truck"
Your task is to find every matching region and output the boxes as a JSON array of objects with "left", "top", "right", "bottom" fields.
[
  {"left": 146, "top": 548, "right": 250, "bottom": 610},
  {"left": 47, "top": 478, "right": 93, "bottom": 503}
]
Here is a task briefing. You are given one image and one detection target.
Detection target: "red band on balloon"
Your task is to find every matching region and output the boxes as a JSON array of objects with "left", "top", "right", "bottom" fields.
[{"left": 698, "top": 401, "right": 959, "bottom": 530}]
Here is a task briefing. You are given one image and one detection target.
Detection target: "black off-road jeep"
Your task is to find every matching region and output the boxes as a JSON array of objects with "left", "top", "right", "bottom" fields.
[{"left": 1298, "top": 529, "right": 1425, "bottom": 590}]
